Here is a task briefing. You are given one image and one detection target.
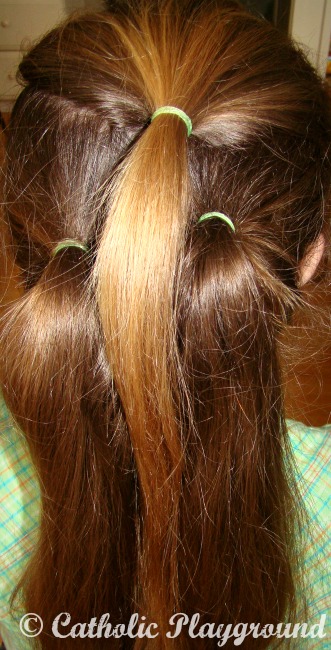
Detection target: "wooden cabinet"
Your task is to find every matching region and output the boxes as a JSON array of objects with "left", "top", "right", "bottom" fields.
[{"left": 0, "top": 0, "right": 103, "bottom": 110}]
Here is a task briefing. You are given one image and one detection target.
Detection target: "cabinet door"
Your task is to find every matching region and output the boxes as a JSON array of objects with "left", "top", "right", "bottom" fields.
[
  {"left": 0, "top": 4, "right": 67, "bottom": 50},
  {"left": 0, "top": 51, "right": 21, "bottom": 99}
]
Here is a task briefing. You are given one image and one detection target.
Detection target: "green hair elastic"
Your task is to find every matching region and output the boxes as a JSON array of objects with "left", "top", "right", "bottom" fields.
[
  {"left": 151, "top": 106, "right": 192, "bottom": 136},
  {"left": 198, "top": 212, "right": 235, "bottom": 233},
  {"left": 51, "top": 239, "right": 89, "bottom": 257}
]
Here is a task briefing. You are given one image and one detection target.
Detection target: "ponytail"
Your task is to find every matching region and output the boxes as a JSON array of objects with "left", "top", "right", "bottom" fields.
[
  {"left": 2, "top": 247, "right": 138, "bottom": 638},
  {"left": 95, "top": 113, "right": 189, "bottom": 626}
]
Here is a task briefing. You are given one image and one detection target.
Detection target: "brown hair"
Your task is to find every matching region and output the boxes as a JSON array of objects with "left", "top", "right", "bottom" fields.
[{"left": 1, "top": 1, "right": 331, "bottom": 647}]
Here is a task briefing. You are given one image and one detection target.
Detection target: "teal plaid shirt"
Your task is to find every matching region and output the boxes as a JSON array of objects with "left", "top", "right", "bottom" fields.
[{"left": 0, "top": 394, "right": 330, "bottom": 649}]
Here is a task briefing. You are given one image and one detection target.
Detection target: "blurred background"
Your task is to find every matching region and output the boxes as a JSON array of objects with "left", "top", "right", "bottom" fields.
[{"left": 0, "top": 0, "right": 330, "bottom": 426}]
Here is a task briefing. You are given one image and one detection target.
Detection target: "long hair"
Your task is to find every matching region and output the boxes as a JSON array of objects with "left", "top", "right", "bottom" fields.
[{"left": 1, "top": 1, "right": 331, "bottom": 647}]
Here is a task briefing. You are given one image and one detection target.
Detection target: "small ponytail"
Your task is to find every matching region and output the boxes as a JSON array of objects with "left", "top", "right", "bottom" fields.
[{"left": 2, "top": 245, "right": 138, "bottom": 632}]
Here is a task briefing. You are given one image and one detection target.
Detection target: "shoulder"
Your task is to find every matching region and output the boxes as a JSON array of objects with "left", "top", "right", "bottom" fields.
[
  {"left": 0, "top": 392, "right": 40, "bottom": 621},
  {"left": 286, "top": 418, "right": 330, "bottom": 506},
  {"left": 286, "top": 418, "right": 330, "bottom": 550},
  {"left": 286, "top": 419, "right": 330, "bottom": 646}
]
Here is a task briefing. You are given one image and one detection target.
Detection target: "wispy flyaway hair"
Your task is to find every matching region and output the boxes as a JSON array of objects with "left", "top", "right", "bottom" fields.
[{"left": 1, "top": 0, "right": 331, "bottom": 647}]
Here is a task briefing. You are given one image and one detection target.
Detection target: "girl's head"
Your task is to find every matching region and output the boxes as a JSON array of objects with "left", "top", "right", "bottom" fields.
[{"left": 2, "top": 1, "right": 331, "bottom": 647}]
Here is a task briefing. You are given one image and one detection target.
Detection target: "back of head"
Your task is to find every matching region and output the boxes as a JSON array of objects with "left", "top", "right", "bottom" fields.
[{"left": 2, "top": 1, "right": 331, "bottom": 648}]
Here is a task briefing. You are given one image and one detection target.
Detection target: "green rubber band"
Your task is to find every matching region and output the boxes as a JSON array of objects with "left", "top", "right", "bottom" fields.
[
  {"left": 198, "top": 212, "right": 235, "bottom": 233},
  {"left": 51, "top": 239, "right": 88, "bottom": 257},
  {"left": 151, "top": 106, "right": 192, "bottom": 136}
]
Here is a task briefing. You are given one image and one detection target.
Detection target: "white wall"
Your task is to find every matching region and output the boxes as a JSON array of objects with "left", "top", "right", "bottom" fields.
[{"left": 290, "top": 0, "right": 331, "bottom": 75}]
